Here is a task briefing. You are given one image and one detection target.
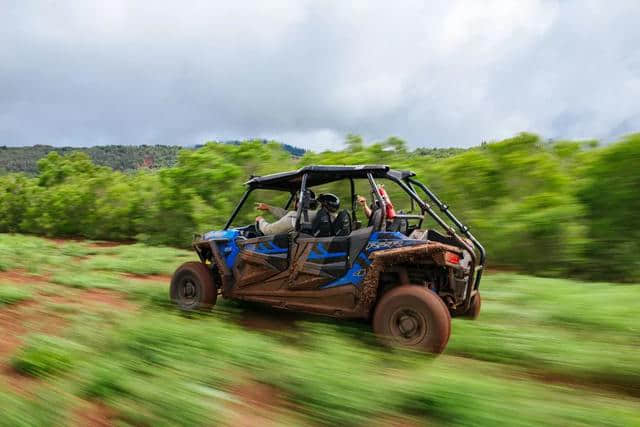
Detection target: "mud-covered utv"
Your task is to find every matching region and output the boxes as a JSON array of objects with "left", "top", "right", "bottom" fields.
[{"left": 170, "top": 165, "right": 485, "bottom": 353}]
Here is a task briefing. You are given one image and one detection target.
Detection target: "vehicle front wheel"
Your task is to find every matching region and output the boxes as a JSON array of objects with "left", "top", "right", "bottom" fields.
[
  {"left": 373, "top": 285, "right": 451, "bottom": 354},
  {"left": 170, "top": 262, "right": 217, "bottom": 311}
]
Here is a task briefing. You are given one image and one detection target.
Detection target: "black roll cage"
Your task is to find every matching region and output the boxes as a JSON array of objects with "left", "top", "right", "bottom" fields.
[{"left": 223, "top": 169, "right": 485, "bottom": 308}]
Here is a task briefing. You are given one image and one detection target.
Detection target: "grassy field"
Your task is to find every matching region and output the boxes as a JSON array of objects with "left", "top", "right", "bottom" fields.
[{"left": 0, "top": 233, "right": 639, "bottom": 426}]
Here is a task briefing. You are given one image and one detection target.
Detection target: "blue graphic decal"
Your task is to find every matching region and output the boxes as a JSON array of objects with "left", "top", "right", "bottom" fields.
[
  {"left": 321, "top": 253, "right": 372, "bottom": 288},
  {"left": 366, "top": 231, "right": 423, "bottom": 254},
  {"left": 321, "top": 233, "right": 423, "bottom": 289},
  {"left": 254, "top": 241, "right": 288, "bottom": 255},
  {"left": 308, "top": 242, "right": 347, "bottom": 260}
]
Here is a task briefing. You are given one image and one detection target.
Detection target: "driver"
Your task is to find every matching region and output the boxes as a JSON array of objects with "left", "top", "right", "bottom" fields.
[{"left": 255, "top": 190, "right": 317, "bottom": 235}]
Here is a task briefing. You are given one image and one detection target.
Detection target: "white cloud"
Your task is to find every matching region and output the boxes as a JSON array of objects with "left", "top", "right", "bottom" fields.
[{"left": 1, "top": 0, "right": 639, "bottom": 149}]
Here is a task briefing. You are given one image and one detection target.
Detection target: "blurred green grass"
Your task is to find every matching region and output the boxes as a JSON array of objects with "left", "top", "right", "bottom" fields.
[
  {"left": 0, "top": 285, "right": 32, "bottom": 306},
  {"left": 0, "top": 233, "right": 639, "bottom": 426}
]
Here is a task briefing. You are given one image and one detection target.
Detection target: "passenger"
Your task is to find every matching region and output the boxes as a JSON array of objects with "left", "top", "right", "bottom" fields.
[
  {"left": 357, "top": 185, "right": 396, "bottom": 222},
  {"left": 255, "top": 190, "right": 317, "bottom": 235}
]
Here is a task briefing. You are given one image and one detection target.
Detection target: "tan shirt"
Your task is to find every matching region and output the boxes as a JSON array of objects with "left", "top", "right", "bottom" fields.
[
  {"left": 267, "top": 205, "right": 287, "bottom": 219},
  {"left": 258, "top": 209, "right": 318, "bottom": 235}
]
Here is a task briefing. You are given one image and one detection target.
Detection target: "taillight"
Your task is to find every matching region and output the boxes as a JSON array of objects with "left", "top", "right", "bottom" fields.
[{"left": 445, "top": 251, "right": 460, "bottom": 265}]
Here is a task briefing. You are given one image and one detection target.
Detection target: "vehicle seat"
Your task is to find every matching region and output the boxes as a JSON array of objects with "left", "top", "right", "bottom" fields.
[
  {"left": 311, "top": 207, "right": 333, "bottom": 237},
  {"left": 388, "top": 212, "right": 408, "bottom": 235},
  {"left": 332, "top": 210, "right": 352, "bottom": 236},
  {"left": 367, "top": 207, "right": 383, "bottom": 229}
]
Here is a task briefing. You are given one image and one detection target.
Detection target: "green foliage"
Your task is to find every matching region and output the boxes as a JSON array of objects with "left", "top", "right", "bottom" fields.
[
  {"left": 0, "top": 174, "right": 33, "bottom": 232},
  {"left": 11, "top": 334, "right": 86, "bottom": 377},
  {"left": 0, "top": 133, "right": 639, "bottom": 279},
  {"left": 0, "top": 285, "right": 32, "bottom": 305},
  {"left": 0, "top": 142, "right": 305, "bottom": 174},
  {"left": 447, "top": 274, "right": 640, "bottom": 390},
  {"left": 0, "top": 387, "right": 67, "bottom": 427},
  {"left": 395, "top": 362, "right": 640, "bottom": 427},
  {"left": 50, "top": 270, "right": 122, "bottom": 289},
  {"left": 579, "top": 133, "right": 640, "bottom": 280},
  {"left": 84, "top": 244, "right": 192, "bottom": 275},
  {"left": 1, "top": 234, "right": 640, "bottom": 425},
  {"left": 413, "top": 146, "right": 467, "bottom": 157}
]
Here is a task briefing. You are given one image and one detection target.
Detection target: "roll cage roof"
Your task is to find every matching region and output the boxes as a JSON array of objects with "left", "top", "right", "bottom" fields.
[
  {"left": 227, "top": 164, "right": 486, "bottom": 310},
  {"left": 245, "top": 165, "right": 410, "bottom": 191}
]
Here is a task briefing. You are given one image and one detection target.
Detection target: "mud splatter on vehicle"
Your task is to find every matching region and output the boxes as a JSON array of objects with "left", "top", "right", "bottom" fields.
[{"left": 171, "top": 165, "right": 485, "bottom": 353}]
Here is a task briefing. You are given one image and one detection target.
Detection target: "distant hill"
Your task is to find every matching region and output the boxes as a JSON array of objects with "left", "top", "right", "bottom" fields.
[
  {"left": 214, "top": 140, "right": 306, "bottom": 157},
  {"left": 0, "top": 141, "right": 466, "bottom": 175},
  {"left": 412, "top": 147, "right": 467, "bottom": 157},
  {"left": 0, "top": 141, "right": 307, "bottom": 174}
]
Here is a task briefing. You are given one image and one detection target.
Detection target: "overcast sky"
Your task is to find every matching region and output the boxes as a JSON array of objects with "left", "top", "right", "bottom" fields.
[{"left": 2, "top": 1, "right": 640, "bottom": 150}]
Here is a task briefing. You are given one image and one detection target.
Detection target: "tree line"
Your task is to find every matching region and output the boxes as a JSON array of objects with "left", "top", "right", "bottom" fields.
[
  {"left": 0, "top": 141, "right": 310, "bottom": 174},
  {"left": 0, "top": 133, "right": 638, "bottom": 281}
]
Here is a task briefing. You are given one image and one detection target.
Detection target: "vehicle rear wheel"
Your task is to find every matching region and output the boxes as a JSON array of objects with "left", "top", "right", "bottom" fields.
[
  {"left": 462, "top": 292, "right": 481, "bottom": 319},
  {"left": 373, "top": 285, "right": 451, "bottom": 354},
  {"left": 170, "top": 262, "right": 217, "bottom": 311}
]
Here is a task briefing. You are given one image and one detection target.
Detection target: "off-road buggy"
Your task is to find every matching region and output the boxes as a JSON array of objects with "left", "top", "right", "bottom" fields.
[{"left": 170, "top": 165, "right": 485, "bottom": 353}]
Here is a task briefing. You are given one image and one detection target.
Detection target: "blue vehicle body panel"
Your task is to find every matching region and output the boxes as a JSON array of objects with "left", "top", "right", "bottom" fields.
[
  {"left": 321, "top": 231, "right": 424, "bottom": 289},
  {"left": 202, "top": 230, "right": 241, "bottom": 269},
  {"left": 307, "top": 242, "right": 347, "bottom": 260},
  {"left": 201, "top": 228, "right": 425, "bottom": 289}
]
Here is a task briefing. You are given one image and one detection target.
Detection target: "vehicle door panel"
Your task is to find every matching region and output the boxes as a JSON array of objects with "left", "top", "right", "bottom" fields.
[
  {"left": 288, "top": 235, "right": 351, "bottom": 290},
  {"left": 232, "top": 233, "right": 290, "bottom": 288}
]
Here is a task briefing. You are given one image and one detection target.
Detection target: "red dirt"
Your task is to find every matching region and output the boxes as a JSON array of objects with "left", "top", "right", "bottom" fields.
[
  {"left": 0, "top": 364, "right": 40, "bottom": 396},
  {"left": 47, "top": 237, "right": 86, "bottom": 245},
  {"left": 81, "top": 289, "right": 135, "bottom": 310},
  {"left": 0, "top": 285, "right": 134, "bottom": 396},
  {"left": 0, "top": 301, "right": 35, "bottom": 357},
  {"left": 0, "top": 300, "right": 67, "bottom": 395},
  {"left": 0, "top": 269, "right": 48, "bottom": 284},
  {"left": 72, "top": 402, "right": 115, "bottom": 427},
  {"left": 44, "top": 289, "right": 136, "bottom": 311},
  {"left": 225, "top": 381, "right": 290, "bottom": 427},
  {"left": 46, "top": 237, "right": 133, "bottom": 247},
  {"left": 528, "top": 370, "right": 640, "bottom": 398},
  {"left": 88, "top": 240, "right": 135, "bottom": 248},
  {"left": 122, "top": 273, "right": 172, "bottom": 283},
  {"left": 237, "top": 308, "right": 300, "bottom": 333},
  {"left": 232, "top": 381, "right": 283, "bottom": 408}
]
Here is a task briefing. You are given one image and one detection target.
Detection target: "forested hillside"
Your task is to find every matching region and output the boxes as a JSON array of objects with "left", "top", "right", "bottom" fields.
[
  {"left": 0, "top": 141, "right": 308, "bottom": 174},
  {"left": 1, "top": 133, "right": 638, "bottom": 281}
]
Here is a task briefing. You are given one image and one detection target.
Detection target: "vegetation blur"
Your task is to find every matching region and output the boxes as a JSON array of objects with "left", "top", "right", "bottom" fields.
[
  {"left": 1, "top": 132, "right": 639, "bottom": 281},
  {"left": 0, "top": 234, "right": 638, "bottom": 425},
  {"left": 0, "top": 134, "right": 639, "bottom": 425}
]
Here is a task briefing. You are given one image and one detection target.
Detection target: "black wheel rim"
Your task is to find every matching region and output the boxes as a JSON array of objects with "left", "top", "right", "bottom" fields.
[
  {"left": 389, "top": 307, "right": 428, "bottom": 345},
  {"left": 179, "top": 277, "right": 200, "bottom": 307}
]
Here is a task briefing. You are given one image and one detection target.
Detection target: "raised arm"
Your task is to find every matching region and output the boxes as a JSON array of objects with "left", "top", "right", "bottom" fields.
[
  {"left": 255, "top": 202, "right": 287, "bottom": 219},
  {"left": 357, "top": 195, "right": 372, "bottom": 218}
]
